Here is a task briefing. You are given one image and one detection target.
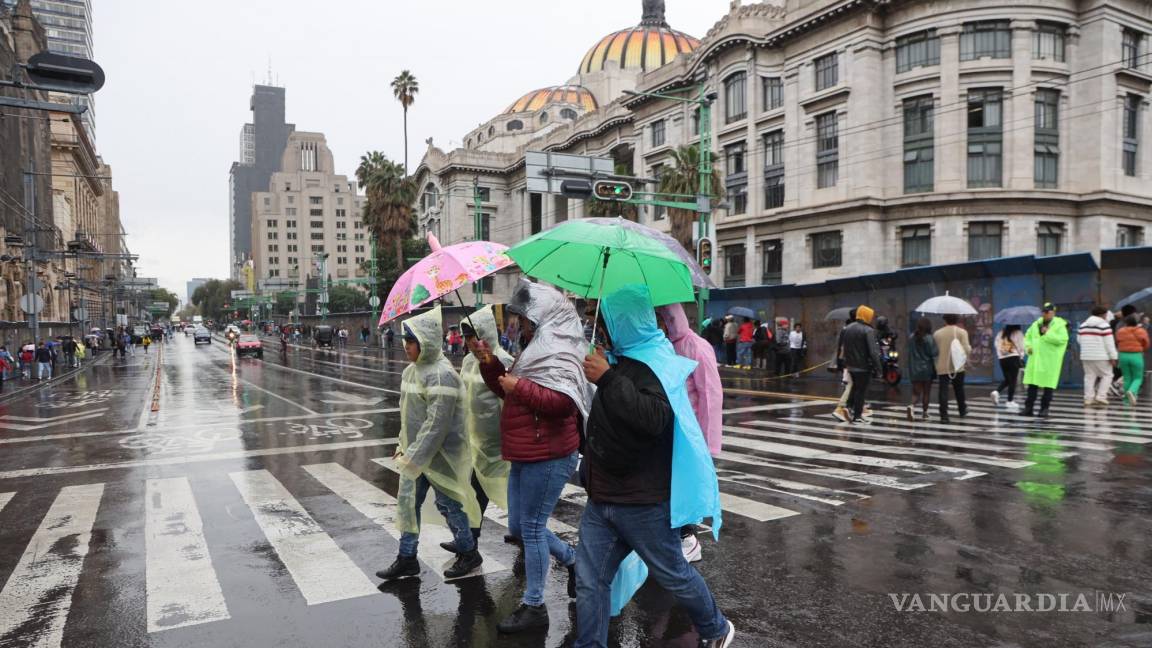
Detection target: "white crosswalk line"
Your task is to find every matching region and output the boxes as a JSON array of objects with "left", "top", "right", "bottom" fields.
[
  {"left": 866, "top": 410, "right": 1139, "bottom": 448},
  {"left": 715, "top": 470, "right": 861, "bottom": 506},
  {"left": 722, "top": 435, "right": 986, "bottom": 480},
  {"left": 722, "top": 402, "right": 831, "bottom": 414},
  {"left": 760, "top": 417, "right": 1084, "bottom": 456},
  {"left": 926, "top": 404, "right": 1152, "bottom": 436},
  {"left": 228, "top": 470, "right": 377, "bottom": 605},
  {"left": 308, "top": 462, "right": 508, "bottom": 580},
  {"left": 715, "top": 450, "right": 931, "bottom": 491},
  {"left": 724, "top": 425, "right": 1035, "bottom": 469},
  {"left": 0, "top": 492, "right": 13, "bottom": 514},
  {"left": 559, "top": 475, "right": 801, "bottom": 522},
  {"left": 145, "top": 477, "right": 230, "bottom": 633},
  {"left": 0, "top": 483, "right": 104, "bottom": 648}
]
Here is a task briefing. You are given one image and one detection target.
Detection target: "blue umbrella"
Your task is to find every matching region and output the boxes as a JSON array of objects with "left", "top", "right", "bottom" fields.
[
  {"left": 727, "top": 306, "right": 755, "bottom": 319},
  {"left": 1115, "top": 287, "right": 1152, "bottom": 311},
  {"left": 994, "top": 306, "right": 1042, "bottom": 326}
]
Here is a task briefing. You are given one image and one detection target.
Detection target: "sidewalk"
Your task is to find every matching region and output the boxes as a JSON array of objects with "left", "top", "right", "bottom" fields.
[{"left": 0, "top": 351, "right": 113, "bottom": 404}]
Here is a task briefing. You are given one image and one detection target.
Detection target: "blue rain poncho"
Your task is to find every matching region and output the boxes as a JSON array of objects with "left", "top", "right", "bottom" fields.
[
  {"left": 396, "top": 306, "right": 482, "bottom": 534},
  {"left": 459, "top": 305, "right": 513, "bottom": 510},
  {"left": 598, "top": 284, "right": 723, "bottom": 615}
]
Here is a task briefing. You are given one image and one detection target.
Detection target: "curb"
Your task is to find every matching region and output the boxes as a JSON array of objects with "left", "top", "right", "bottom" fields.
[{"left": 0, "top": 351, "right": 114, "bottom": 405}]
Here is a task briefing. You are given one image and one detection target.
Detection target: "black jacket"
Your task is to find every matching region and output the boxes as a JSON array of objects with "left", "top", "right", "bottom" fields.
[
  {"left": 841, "top": 321, "right": 882, "bottom": 374},
  {"left": 584, "top": 356, "right": 674, "bottom": 505},
  {"left": 34, "top": 348, "right": 52, "bottom": 363}
]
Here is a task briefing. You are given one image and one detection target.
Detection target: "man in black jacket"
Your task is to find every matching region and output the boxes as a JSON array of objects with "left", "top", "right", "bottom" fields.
[
  {"left": 577, "top": 286, "right": 734, "bottom": 648},
  {"left": 840, "top": 305, "right": 883, "bottom": 423}
]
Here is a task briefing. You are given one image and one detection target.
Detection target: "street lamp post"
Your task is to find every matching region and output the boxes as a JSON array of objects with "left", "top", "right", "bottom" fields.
[{"left": 473, "top": 176, "right": 483, "bottom": 308}]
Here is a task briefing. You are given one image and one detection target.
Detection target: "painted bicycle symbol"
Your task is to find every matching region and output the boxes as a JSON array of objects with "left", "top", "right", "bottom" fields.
[
  {"left": 280, "top": 417, "right": 374, "bottom": 441},
  {"left": 119, "top": 428, "right": 242, "bottom": 454},
  {"left": 39, "top": 390, "right": 115, "bottom": 409}
]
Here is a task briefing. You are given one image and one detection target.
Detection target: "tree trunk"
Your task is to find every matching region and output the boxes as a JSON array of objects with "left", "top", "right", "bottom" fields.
[
  {"left": 669, "top": 208, "right": 694, "bottom": 252},
  {"left": 402, "top": 107, "right": 409, "bottom": 176},
  {"left": 394, "top": 236, "right": 404, "bottom": 273}
]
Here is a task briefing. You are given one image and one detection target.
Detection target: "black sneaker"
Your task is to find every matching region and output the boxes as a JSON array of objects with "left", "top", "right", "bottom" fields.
[
  {"left": 566, "top": 562, "right": 577, "bottom": 599},
  {"left": 1020, "top": 409, "right": 1035, "bottom": 417},
  {"left": 439, "top": 541, "right": 461, "bottom": 554},
  {"left": 375, "top": 556, "right": 420, "bottom": 581},
  {"left": 497, "top": 603, "right": 549, "bottom": 633},
  {"left": 503, "top": 534, "right": 522, "bottom": 546},
  {"left": 444, "top": 550, "right": 483, "bottom": 579},
  {"left": 1038, "top": 409, "right": 1050, "bottom": 418},
  {"left": 699, "top": 620, "right": 736, "bottom": 647}
]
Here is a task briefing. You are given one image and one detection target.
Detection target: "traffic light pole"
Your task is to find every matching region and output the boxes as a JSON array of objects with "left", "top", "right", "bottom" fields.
[
  {"left": 695, "top": 82, "right": 713, "bottom": 331},
  {"left": 369, "top": 234, "right": 379, "bottom": 345},
  {"left": 473, "top": 177, "right": 482, "bottom": 308}
]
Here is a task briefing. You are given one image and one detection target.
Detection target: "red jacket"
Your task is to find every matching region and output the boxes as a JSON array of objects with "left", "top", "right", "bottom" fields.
[
  {"left": 478, "top": 357, "right": 581, "bottom": 463},
  {"left": 738, "top": 321, "right": 755, "bottom": 343}
]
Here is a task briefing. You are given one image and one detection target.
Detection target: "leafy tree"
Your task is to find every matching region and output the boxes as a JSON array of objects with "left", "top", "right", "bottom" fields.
[
  {"left": 272, "top": 292, "right": 297, "bottom": 316},
  {"left": 391, "top": 70, "right": 419, "bottom": 174},
  {"left": 148, "top": 288, "right": 180, "bottom": 315},
  {"left": 191, "top": 279, "right": 242, "bottom": 322},
  {"left": 356, "top": 152, "right": 417, "bottom": 273},
  {"left": 327, "top": 285, "right": 370, "bottom": 313},
  {"left": 656, "top": 145, "right": 724, "bottom": 252}
]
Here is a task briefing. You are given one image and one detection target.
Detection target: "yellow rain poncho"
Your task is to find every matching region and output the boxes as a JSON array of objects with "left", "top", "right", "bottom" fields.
[
  {"left": 396, "top": 306, "right": 482, "bottom": 534},
  {"left": 459, "top": 305, "right": 513, "bottom": 511}
]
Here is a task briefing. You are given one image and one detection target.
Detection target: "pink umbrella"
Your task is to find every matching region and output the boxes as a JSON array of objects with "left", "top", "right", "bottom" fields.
[{"left": 378, "top": 233, "right": 515, "bottom": 326}]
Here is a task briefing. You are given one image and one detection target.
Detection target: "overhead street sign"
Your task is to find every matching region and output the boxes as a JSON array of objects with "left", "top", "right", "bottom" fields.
[
  {"left": 120, "top": 278, "right": 157, "bottom": 289},
  {"left": 231, "top": 290, "right": 255, "bottom": 299},
  {"left": 526, "top": 151, "right": 614, "bottom": 194}
]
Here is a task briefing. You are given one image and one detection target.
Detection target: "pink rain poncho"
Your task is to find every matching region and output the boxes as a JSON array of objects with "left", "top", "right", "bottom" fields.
[{"left": 656, "top": 303, "right": 723, "bottom": 456}]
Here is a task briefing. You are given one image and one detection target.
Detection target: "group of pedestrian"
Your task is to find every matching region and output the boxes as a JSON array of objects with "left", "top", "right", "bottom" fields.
[{"left": 377, "top": 279, "right": 734, "bottom": 647}]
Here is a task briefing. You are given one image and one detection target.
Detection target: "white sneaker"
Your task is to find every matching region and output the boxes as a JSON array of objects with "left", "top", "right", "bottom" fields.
[
  {"left": 990, "top": 390, "right": 1000, "bottom": 406},
  {"left": 1005, "top": 401, "right": 1020, "bottom": 412},
  {"left": 1127, "top": 391, "right": 1138, "bottom": 406},
  {"left": 681, "top": 534, "right": 702, "bottom": 563},
  {"left": 831, "top": 407, "right": 850, "bottom": 423}
]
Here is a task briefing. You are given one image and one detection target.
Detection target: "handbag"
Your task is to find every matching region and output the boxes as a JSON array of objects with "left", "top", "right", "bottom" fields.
[{"left": 950, "top": 336, "right": 967, "bottom": 374}]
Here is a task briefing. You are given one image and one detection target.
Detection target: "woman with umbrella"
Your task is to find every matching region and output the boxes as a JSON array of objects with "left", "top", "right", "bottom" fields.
[{"left": 991, "top": 306, "right": 1037, "bottom": 411}]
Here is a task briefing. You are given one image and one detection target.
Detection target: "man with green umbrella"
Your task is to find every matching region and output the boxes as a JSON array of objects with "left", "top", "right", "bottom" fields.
[{"left": 1021, "top": 302, "right": 1070, "bottom": 417}]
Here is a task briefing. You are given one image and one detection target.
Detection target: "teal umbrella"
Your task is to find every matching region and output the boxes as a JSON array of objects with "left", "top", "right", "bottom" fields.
[{"left": 507, "top": 219, "right": 695, "bottom": 307}]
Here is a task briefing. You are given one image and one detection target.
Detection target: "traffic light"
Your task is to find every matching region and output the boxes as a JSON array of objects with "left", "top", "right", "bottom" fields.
[
  {"left": 697, "top": 238, "right": 713, "bottom": 273},
  {"left": 592, "top": 180, "right": 633, "bottom": 202}
]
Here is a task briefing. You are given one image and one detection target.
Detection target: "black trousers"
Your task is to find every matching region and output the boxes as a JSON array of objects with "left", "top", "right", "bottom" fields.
[
  {"left": 938, "top": 372, "right": 967, "bottom": 418},
  {"left": 724, "top": 341, "right": 737, "bottom": 365},
  {"left": 1024, "top": 384, "right": 1054, "bottom": 413},
  {"left": 848, "top": 371, "right": 872, "bottom": 420},
  {"left": 996, "top": 356, "right": 1022, "bottom": 401}
]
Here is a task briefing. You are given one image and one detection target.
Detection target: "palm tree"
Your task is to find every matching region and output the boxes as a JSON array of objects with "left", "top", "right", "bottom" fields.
[
  {"left": 391, "top": 70, "right": 419, "bottom": 175},
  {"left": 356, "top": 151, "right": 417, "bottom": 272},
  {"left": 657, "top": 145, "right": 724, "bottom": 252}
]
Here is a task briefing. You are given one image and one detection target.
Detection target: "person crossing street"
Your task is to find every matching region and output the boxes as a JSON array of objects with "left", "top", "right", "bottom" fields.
[
  {"left": 1116, "top": 314, "right": 1150, "bottom": 405},
  {"left": 1022, "top": 303, "right": 1070, "bottom": 417},
  {"left": 1077, "top": 305, "right": 1118, "bottom": 407}
]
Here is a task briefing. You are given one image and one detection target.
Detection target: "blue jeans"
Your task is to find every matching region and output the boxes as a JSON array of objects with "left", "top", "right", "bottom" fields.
[
  {"left": 736, "top": 341, "right": 753, "bottom": 366},
  {"left": 398, "top": 475, "right": 474, "bottom": 557},
  {"left": 575, "top": 500, "right": 727, "bottom": 648},
  {"left": 508, "top": 452, "right": 577, "bottom": 606}
]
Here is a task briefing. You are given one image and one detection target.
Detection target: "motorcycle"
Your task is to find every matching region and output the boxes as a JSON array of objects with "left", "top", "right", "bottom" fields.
[{"left": 879, "top": 336, "right": 902, "bottom": 386}]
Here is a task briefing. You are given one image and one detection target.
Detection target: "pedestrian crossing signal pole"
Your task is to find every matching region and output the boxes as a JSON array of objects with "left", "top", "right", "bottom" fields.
[
  {"left": 695, "top": 81, "right": 714, "bottom": 333},
  {"left": 473, "top": 176, "right": 483, "bottom": 308}
]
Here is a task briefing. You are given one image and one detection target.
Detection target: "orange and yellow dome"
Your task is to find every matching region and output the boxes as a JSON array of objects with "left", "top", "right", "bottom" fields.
[
  {"left": 579, "top": 25, "right": 699, "bottom": 75},
  {"left": 504, "top": 85, "right": 598, "bottom": 114}
]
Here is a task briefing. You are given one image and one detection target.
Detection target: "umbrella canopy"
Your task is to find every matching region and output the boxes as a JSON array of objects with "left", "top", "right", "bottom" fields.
[
  {"left": 994, "top": 305, "right": 1042, "bottom": 326},
  {"left": 378, "top": 233, "right": 514, "bottom": 326},
  {"left": 1115, "top": 287, "right": 1152, "bottom": 312},
  {"left": 506, "top": 220, "right": 694, "bottom": 307},
  {"left": 580, "top": 217, "right": 716, "bottom": 289},
  {"left": 825, "top": 306, "right": 854, "bottom": 322},
  {"left": 915, "top": 291, "right": 978, "bottom": 316},
  {"left": 727, "top": 306, "right": 755, "bottom": 319}
]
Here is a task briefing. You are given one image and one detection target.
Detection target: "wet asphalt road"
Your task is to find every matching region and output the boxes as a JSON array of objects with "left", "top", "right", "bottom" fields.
[{"left": 0, "top": 334, "right": 1149, "bottom": 648}]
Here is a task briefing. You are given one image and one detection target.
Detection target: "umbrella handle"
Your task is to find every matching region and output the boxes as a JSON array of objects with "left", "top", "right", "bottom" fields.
[
  {"left": 587, "top": 248, "right": 611, "bottom": 355},
  {"left": 452, "top": 289, "right": 479, "bottom": 335}
]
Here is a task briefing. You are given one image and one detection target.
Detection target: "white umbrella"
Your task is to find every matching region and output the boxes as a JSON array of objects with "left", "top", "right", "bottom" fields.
[{"left": 915, "top": 291, "right": 977, "bottom": 316}]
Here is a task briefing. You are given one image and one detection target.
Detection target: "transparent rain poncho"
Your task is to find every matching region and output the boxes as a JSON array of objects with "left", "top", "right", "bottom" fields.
[
  {"left": 395, "top": 306, "right": 482, "bottom": 534},
  {"left": 459, "top": 305, "right": 514, "bottom": 510}
]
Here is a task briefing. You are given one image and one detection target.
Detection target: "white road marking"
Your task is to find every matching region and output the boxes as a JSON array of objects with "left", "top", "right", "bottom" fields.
[
  {"left": 863, "top": 411, "right": 1129, "bottom": 449},
  {"left": 319, "top": 392, "right": 386, "bottom": 406},
  {"left": 559, "top": 475, "right": 801, "bottom": 523},
  {"left": 722, "top": 402, "right": 831, "bottom": 415},
  {"left": 916, "top": 404, "right": 1152, "bottom": 436},
  {"left": 724, "top": 425, "right": 1034, "bottom": 469},
  {"left": 305, "top": 462, "right": 507, "bottom": 581},
  {"left": 722, "top": 435, "right": 986, "bottom": 480},
  {"left": 715, "top": 450, "right": 930, "bottom": 491},
  {"left": 0, "top": 492, "right": 12, "bottom": 514},
  {"left": 714, "top": 469, "right": 865, "bottom": 506},
  {"left": 0, "top": 483, "right": 105, "bottom": 648},
  {"left": 749, "top": 419, "right": 1080, "bottom": 458},
  {"left": 228, "top": 470, "right": 377, "bottom": 605},
  {"left": 0, "top": 438, "right": 398, "bottom": 480},
  {"left": 145, "top": 477, "right": 229, "bottom": 633}
]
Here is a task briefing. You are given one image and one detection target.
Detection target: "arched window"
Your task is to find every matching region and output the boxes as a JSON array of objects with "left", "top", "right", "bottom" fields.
[
  {"left": 539, "top": 112, "right": 549, "bottom": 124},
  {"left": 560, "top": 108, "right": 578, "bottom": 120},
  {"left": 422, "top": 183, "right": 439, "bottom": 212},
  {"left": 506, "top": 119, "right": 524, "bottom": 131},
  {"left": 466, "top": 138, "right": 472, "bottom": 148},
  {"left": 488, "top": 125, "right": 495, "bottom": 136}
]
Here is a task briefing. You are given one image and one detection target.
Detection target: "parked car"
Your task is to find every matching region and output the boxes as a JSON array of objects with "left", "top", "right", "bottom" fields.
[
  {"left": 236, "top": 334, "right": 263, "bottom": 359},
  {"left": 193, "top": 327, "right": 212, "bottom": 345}
]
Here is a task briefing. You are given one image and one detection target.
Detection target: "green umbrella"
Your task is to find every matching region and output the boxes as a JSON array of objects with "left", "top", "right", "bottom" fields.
[
  {"left": 507, "top": 219, "right": 695, "bottom": 306},
  {"left": 507, "top": 219, "right": 695, "bottom": 348}
]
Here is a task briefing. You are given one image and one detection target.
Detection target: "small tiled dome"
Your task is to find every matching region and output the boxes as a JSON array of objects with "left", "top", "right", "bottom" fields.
[{"left": 504, "top": 85, "right": 598, "bottom": 114}]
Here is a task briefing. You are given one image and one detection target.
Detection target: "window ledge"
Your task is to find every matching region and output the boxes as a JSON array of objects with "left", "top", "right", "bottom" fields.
[
  {"left": 716, "top": 120, "right": 748, "bottom": 137},
  {"left": 800, "top": 86, "right": 851, "bottom": 113},
  {"left": 1116, "top": 66, "right": 1152, "bottom": 89},
  {"left": 893, "top": 66, "right": 941, "bottom": 88}
]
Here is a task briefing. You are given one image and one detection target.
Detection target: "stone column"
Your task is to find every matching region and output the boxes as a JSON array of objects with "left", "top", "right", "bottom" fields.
[
  {"left": 744, "top": 225, "right": 757, "bottom": 287},
  {"left": 1008, "top": 20, "right": 1036, "bottom": 190},
  {"left": 935, "top": 26, "right": 964, "bottom": 192}
]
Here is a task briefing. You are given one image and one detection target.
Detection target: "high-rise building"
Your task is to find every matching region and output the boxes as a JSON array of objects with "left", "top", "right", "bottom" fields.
[
  {"left": 229, "top": 85, "right": 294, "bottom": 280},
  {"left": 21, "top": 0, "right": 96, "bottom": 140}
]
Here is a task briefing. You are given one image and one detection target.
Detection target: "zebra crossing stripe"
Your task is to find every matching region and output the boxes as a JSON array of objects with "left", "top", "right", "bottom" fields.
[
  {"left": 722, "top": 435, "right": 986, "bottom": 480},
  {"left": 866, "top": 410, "right": 1139, "bottom": 448},
  {"left": 714, "top": 450, "right": 931, "bottom": 491},
  {"left": 769, "top": 417, "right": 1092, "bottom": 454},
  {"left": 145, "top": 477, "right": 230, "bottom": 633},
  {"left": 228, "top": 470, "right": 377, "bottom": 605},
  {"left": 0, "top": 483, "right": 105, "bottom": 648},
  {"left": 0, "top": 493, "right": 12, "bottom": 515},
  {"left": 724, "top": 425, "right": 1035, "bottom": 469},
  {"left": 715, "top": 470, "right": 862, "bottom": 506},
  {"left": 922, "top": 404, "right": 1152, "bottom": 436},
  {"left": 560, "top": 479, "right": 801, "bottom": 523},
  {"left": 309, "top": 462, "right": 508, "bottom": 580}
]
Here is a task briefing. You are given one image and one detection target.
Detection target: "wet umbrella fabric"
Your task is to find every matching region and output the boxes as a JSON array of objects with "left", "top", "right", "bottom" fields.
[
  {"left": 580, "top": 217, "right": 716, "bottom": 289},
  {"left": 995, "top": 306, "right": 1043, "bottom": 326},
  {"left": 727, "top": 306, "right": 755, "bottom": 319},
  {"left": 825, "top": 306, "right": 854, "bottom": 322},
  {"left": 1114, "top": 287, "right": 1152, "bottom": 312},
  {"left": 914, "top": 292, "right": 978, "bottom": 316}
]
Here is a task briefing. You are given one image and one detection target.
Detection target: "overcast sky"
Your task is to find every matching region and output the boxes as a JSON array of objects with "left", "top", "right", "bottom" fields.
[{"left": 95, "top": 0, "right": 726, "bottom": 301}]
